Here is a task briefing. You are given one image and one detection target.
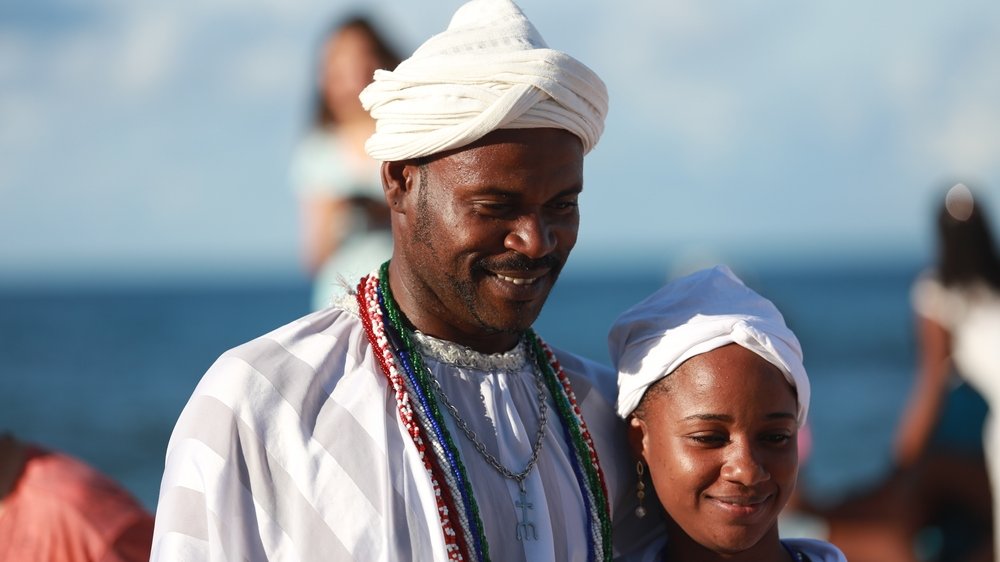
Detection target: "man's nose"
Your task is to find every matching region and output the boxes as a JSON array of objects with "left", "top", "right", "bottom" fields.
[{"left": 505, "top": 212, "right": 557, "bottom": 259}]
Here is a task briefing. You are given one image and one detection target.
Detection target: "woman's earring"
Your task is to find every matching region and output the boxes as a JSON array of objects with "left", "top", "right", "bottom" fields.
[{"left": 635, "top": 460, "right": 647, "bottom": 519}]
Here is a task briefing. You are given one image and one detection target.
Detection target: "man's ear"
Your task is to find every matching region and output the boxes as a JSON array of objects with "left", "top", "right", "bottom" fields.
[
  {"left": 383, "top": 160, "right": 420, "bottom": 213},
  {"left": 627, "top": 416, "right": 647, "bottom": 461}
]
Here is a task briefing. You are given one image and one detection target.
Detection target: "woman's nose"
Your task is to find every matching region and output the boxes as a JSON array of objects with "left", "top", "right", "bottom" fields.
[{"left": 721, "top": 444, "right": 770, "bottom": 486}]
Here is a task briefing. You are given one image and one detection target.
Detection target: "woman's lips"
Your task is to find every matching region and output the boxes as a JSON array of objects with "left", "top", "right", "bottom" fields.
[{"left": 706, "top": 493, "right": 772, "bottom": 517}]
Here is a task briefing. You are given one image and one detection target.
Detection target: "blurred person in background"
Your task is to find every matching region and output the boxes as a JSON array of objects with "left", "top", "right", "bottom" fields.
[
  {"left": 894, "top": 182, "right": 998, "bottom": 561},
  {"left": 291, "top": 15, "right": 402, "bottom": 311},
  {"left": 777, "top": 184, "right": 996, "bottom": 561},
  {"left": 0, "top": 432, "right": 153, "bottom": 562}
]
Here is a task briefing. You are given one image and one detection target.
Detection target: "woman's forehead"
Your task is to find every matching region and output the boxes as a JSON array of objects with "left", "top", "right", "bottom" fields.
[{"left": 652, "top": 347, "right": 797, "bottom": 412}]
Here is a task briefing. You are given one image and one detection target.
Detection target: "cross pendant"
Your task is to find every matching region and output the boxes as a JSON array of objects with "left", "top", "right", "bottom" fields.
[{"left": 514, "top": 480, "right": 537, "bottom": 541}]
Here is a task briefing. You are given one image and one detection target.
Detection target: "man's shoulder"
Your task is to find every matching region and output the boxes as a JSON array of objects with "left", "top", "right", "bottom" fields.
[
  {"left": 547, "top": 344, "right": 617, "bottom": 410},
  {"left": 193, "top": 304, "right": 375, "bottom": 407},
  {"left": 224, "top": 304, "right": 361, "bottom": 365},
  {"left": 167, "top": 303, "right": 389, "bottom": 463}
]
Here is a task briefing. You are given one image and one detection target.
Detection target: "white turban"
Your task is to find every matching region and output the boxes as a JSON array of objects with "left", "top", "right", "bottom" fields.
[
  {"left": 608, "top": 265, "right": 810, "bottom": 426},
  {"left": 359, "top": 0, "right": 608, "bottom": 161}
]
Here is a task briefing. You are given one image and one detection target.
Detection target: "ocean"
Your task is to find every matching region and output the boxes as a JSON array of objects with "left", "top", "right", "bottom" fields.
[{"left": 0, "top": 261, "right": 986, "bottom": 512}]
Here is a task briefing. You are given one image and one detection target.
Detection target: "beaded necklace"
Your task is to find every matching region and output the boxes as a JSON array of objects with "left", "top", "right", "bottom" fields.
[{"left": 356, "top": 262, "right": 612, "bottom": 562}]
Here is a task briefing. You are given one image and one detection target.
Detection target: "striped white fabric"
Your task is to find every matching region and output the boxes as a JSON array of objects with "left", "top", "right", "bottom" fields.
[{"left": 151, "top": 304, "right": 658, "bottom": 561}]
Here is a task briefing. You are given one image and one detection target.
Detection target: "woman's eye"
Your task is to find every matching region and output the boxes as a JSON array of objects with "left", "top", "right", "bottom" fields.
[
  {"left": 762, "top": 433, "right": 792, "bottom": 445},
  {"left": 689, "top": 434, "right": 727, "bottom": 446}
]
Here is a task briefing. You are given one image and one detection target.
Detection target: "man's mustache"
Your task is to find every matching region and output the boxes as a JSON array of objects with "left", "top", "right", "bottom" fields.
[{"left": 477, "top": 254, "right": 562, "bottom": 272}]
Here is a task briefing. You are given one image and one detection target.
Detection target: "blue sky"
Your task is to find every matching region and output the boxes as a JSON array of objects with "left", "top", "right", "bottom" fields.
[{"left": 2, "top": 0, "right": 1000, "bottom": 285}]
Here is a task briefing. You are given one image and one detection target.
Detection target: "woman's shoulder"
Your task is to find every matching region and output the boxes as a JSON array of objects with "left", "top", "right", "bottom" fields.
[
  {"left": 912, "top": 269, "right": 960, "bottom": 326},
  {"left": 912, "top": 269, "right": 1000, "bottom": 326},
  {"left": 782, "top": 537, "right": 848, "bottom": 562}
]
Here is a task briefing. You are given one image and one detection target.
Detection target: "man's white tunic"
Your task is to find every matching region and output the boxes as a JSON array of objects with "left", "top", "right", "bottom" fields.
[{"left": 151, "top": 301, "right": 648, "bottom": 561}]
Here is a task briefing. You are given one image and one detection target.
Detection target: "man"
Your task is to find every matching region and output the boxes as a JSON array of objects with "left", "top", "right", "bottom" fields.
[{"left": 152, "top": 0, "right": 659, "bottom": 560}]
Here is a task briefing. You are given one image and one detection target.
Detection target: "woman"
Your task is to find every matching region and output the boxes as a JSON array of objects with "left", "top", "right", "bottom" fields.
[
  {"left": 291, "top": 16, "right": 401, "bottom": 310},
  {"left": 894, "top": 183, "right": 1000, "bottom": 557},
  {"left": 608, "top": 266, "right": 846, "bottom": 561}
]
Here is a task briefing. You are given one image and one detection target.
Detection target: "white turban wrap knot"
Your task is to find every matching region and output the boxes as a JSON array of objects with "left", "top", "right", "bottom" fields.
[
  {"left": 608, "top": 265, "right": 810, "bottom": 426},
  {"left": 359, "top": 0, "right": 609, "bottom": 161}
]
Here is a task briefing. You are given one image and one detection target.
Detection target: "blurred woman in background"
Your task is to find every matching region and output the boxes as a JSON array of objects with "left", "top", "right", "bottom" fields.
[
  {"left": 291, "top": 16, "right": 401, "bottom": 310},
  {"left": 895, "top": 183, "right": 999, "bottom": 560}
]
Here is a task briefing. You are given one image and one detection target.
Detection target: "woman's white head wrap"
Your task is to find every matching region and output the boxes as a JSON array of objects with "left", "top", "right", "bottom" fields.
[
  {"left": 608, "top": 265, "right": 810, "bottom": 426},
  {"left": 359, "top": 0, "right": 608, "bottom": 161}
]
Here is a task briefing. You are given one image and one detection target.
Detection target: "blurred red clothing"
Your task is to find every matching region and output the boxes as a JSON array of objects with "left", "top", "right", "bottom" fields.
[{"left": 0, "top": 444, "right": 153, "bottom": 562}]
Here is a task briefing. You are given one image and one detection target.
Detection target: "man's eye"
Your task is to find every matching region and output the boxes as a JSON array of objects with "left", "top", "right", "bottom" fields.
[
  {"left": 550, "top": 200, "right": 579, "bottom": 211},
  {"left": 475, "top": 202, "right": 513, "bottom": 214}
]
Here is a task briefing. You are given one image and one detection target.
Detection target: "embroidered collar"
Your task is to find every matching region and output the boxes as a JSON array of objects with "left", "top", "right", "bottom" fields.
[
  {"left": 340, "top": 283, "right": 529, "bottom": 373},
  {"left": 410, "top": 331, "right": 530, "bottom": 372}
]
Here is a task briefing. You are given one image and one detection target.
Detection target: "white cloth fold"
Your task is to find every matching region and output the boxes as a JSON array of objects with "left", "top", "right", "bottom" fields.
[
  {"left": 608, "top": 265, "right": 810, "bottom": 425},
  {"left": 360, "top": 0, "right": 608, "bottom": 160}
]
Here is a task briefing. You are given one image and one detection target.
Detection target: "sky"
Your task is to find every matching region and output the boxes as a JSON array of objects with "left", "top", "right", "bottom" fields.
[{"left": 2, "top": 0, "right": 1000, "bottom": 286}]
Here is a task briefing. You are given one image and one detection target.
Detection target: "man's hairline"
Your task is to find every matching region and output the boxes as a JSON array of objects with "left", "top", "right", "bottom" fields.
[{"left": 390, "top": 127, "right": 585, "bottom": 166}]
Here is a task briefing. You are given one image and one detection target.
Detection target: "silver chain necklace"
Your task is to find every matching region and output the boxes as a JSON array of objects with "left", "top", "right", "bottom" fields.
[
  {"left": 427, "top": 360, "right": 548, "bottom": 484},
  {"left": 426, "top": 354, "right": 549, "bottom": 541}
]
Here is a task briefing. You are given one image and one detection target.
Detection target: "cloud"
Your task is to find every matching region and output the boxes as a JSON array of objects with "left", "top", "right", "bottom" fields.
[
  {"left": 924, "top": 35, "right": 1000, "bottom": 176},
  {"left": 112, "top": 7, "right": 184, "bottom": 96},
  {"left": 864, "top": 7, "right": 1000, "bottom": 183},
  {"left": 223, "top": 39, "right": 309, "bottom": 101},
  {"left": 0, "top": 31, "right": 47, "bottom": 154},
  {"left": 0, "top": 92, "right": 46, "bottom": 152},
  {"left": 0, "top": 35, "right": 48, "bottom": 192},
  {"left": 929, "top": 98, "right": 1000, "bottom": 174},
  {"left": 0, "top": 32, "right": 29, "bottom": 82}
]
